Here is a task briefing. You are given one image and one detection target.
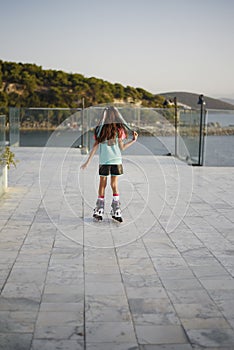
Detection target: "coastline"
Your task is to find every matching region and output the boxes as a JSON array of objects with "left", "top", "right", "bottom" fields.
[{"left": 18, "top": 126, "right": 234, "bottom": 136}]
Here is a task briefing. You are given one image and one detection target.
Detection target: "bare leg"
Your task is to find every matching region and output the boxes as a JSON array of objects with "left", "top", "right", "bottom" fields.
[
  {"left": 93, "top": 176, "right": 107, "bottom": 220},
  {"left": 110, "top": 176, "right": 122, "bottom": 222},
  {"left": 98, "top": 176, "right": 107, "bottom": 197},
  {"left": 111, "top": 176, "right": 119, "bottom": 195}
]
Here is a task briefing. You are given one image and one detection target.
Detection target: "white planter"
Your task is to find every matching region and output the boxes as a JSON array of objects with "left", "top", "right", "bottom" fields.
[
  {"left": 0, "top": 165, "right": 7, "bottom": 196},
  {"left": 3, "top": 165, "right": 8, "bottom": 189}
]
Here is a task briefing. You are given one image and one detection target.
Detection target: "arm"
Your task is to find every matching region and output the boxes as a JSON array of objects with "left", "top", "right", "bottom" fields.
[
  {"left": 119, "top": 131, "right": 138, "bottom": 151},
  {"left": 80, "top": 141, "right": 99, "bottom": 170}
]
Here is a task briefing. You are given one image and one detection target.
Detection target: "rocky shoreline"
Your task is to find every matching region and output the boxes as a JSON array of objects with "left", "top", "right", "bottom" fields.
[{"left": 17, "top": 125, "right": 234, "bottom": 137}]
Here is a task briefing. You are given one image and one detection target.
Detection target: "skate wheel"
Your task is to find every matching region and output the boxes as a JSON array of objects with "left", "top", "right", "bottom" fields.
[
  {"left": 112, "top": 216, "right": 123, "bottom": 223},
  {"left": 93, "top": 214, "right": 103, "bottom": 221}
]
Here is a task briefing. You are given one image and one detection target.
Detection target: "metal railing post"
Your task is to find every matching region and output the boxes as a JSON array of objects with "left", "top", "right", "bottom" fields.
[
  {"left": 174, "top": 97, "right": 178, "bottom": 157},
  {"left": 197, "top": 94, "right": 206, "bottom": 166}
]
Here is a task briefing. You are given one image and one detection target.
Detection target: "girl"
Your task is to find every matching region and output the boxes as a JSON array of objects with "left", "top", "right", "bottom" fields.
[{"left": 81, "top": 106, "right": 138, "bottom": 222}]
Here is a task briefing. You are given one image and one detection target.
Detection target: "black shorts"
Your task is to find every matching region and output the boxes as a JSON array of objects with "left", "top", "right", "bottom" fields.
[{"left": 99, "top": 164, "right": 123, "bottom": 176}]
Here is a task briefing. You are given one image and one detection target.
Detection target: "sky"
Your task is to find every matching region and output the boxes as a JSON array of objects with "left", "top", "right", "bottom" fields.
[{"left": 1, "top": 0, "right": 234, "bottom": 99}]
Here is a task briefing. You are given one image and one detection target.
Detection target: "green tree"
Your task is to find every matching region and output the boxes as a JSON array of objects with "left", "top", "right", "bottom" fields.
[
  {"left": 0, "top": 59, "right": 165, "bottom": 109},
  {"left": 113, "top": 83, "right": 125, "bottom": 100},
  {"left": 0, "top": 91, "right": 8, "bottom": 106},
  {"left": 124, "top": 86, "right": 141, "bottom": 102},
  {"left": 21, "top": 71, "right": 37, "bottom": 92},
  {"left": 2, "top": 62, "right": 22, "bottom": 83},
  {"left": 0, "top": 65, "right": 2, "bottom": 86}
]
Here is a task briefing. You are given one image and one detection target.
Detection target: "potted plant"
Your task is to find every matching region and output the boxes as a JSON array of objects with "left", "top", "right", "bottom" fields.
[{"left": 0, "top": 146, "right": 17, "bottom": 189}]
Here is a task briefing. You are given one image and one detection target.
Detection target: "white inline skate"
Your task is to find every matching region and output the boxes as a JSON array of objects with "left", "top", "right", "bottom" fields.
[
  {"left": 93, "top": 199, "right": 104, "bottom": 221},
  {"left": 111, "top": 200, "right": 123, "bottom": 223}
]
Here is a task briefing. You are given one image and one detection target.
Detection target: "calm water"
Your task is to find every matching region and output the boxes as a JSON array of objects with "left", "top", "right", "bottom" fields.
[
  {"left": 19, "top": 130, "right": 174, "bottom": 155},
  {"left": 19, "top": 130, "right": 234, "bottom": 166},
  {"left": 207, "top": 112, "right": 234, "bottom": 127},
  {"left": 204, "top": 135, "right": 234, "bottom": 166}
]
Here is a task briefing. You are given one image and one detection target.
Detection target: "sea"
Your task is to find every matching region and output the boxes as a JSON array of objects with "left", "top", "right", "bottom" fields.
[{"left": 18, "top": 130, "right": 234, "bottom": 167}]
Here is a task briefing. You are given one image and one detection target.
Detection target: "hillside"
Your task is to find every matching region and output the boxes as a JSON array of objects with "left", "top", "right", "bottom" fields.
[
  {"left": 0, "top": 60, "right": 165, "bottom": 113},
  {"left": 220, "top": 97, "right": 234, "bottom": 105},
  {"left": 160, "top": 91, "right": 234, "bottom": 110},
  {"left": 1, "top": 60, "right": 233, "bottom": 114}
]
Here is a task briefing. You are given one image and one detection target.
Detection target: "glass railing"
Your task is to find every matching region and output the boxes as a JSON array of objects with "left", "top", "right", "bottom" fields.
[
  {"left": 0, "top": 115, "right": 6, "bottom": 150},
  {"left": 176, "top": 108, "right": 205, "bottom": 165},
  {"left": 82, "top": 106, "right": 176, "bottom": 156},
  {"left": 204, "top": 109, "right": 234, "bottom": 166},
  {"left": 27, "top": 106, "right": 176, "bottom": 157},
  {"left": 19, "top": 107, "right": 82, "bottom": 146},
  {"left": 6, "top": 105, "right": 199, "bottom": 163},
  {"left": 9, "top": 107, "right": 20, "bottom": 146},
  {"left": 5, "top": 104, "right": 234, "bottom": 166},
  {"left": 0, "top": 115, "right": 6, "bottom": 196}
]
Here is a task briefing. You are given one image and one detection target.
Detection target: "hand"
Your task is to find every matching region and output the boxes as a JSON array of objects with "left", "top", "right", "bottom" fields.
[
  {"left": 80, "top": 162, "right": 88, "bottom": 170},
  {"left": 132, "top": 131, "right": 138, "bottom": 141}
]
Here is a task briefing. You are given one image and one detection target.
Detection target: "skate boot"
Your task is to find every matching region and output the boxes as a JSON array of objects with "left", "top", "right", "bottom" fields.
[
  {"left": 93, "top": 199, "right": 104, "bottom": 221},
  {"left": 111, "top": 200, "right": 123, "bottom": 223}
]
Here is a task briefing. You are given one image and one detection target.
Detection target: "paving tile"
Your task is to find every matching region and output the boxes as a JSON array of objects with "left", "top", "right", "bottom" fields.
[
  {"left": 129, "top": 298, "right": 173, "bottom": 315},
  {"left": 208, "top": 289, "right": 234, "bottom": 302},
  {"left": 227, "top": 318, "right": 234, "bottom": 329},
  {"left": 0, "top": 311, "right": 37, "bottom": 332},
  {"left": 167, "top": 289, "right": 213, "bottom": 305},
  {"left": 85, "top": 264, "right": 120, "bottom": 274},
  {"left": 0, "top": 296, "right": 40, "bottom": 312},
  {"left": 132, "top": 311, "right": 180, "bottom": 327},
  {"left": 45, "top": 269, "right": 83, "bottom": 283},
  {"left": 125, "top": 286, "right": 168, "bottom": 299},
  {"left": 40, "top": 302, "right": 83, "bottom": 312},
  {"left": 215, "top": 299, "right": 234, "bottom": 319},
  {"left": 161, "top": 278, "right": 202, "bottom": 291},
  {"left": 0, "top": 333, "right": 32, "bottom": 350},
  {"left": 1, "top": 282, "right": 43, "bottom": 301},
  {"left": 151, "top": 257, "right": 188, "bottom": 270},
  {"left": 173, "top": 303, "right": 224, "bottom": 319},
  {"left": 34, "top": 324, "right": 84, "bottom": 340},
  {"left": 85, "top": 273, "right": 122, "bottom": 282},
  {"left": 181, "top": 317, "right": 230, "bottom": 329},
  {"left": 192, "top": 346, "right": 233, "bottom": 350},
  {"left": 36, "top": 311, "right": 83, "bottom": 328},
  {"left": 85, "top": 305, "right": 131, "bottom": 322},
  {"left": 31, "top": 339, "right": 84, "bottom": 350},
  {"left": 6, "top": 267, "right": 47, "bottom": 284},
  {"left": 190, "top": 265, "right": 230, "bottom": 278},
  {"left": 158, "top": 268, "right": 195, "bottom": 280},
  {"left": 43, "top": 284, "right": 84, "bottom": 295},
  {"left": 122, "top": 274, "right": 162, "bottom": 288},
  {"left": 135, "top": 325, "right": 187, "bottom": 344},
  {"left": 116, "top": 247, "right": 149, "bottom": 259},
  {"left": 186, "top": 328, "right": 234, "bottom": 347},
  {"left": 139, "top": 345, "right": 193, "bottom": 350},
  {"left": 147, "top": 248, "right": 182, "bottom": 259},
  {"left": 42, "top": 291, "right": 83, "bottom": 303},
  {"left": 86, "top": 295, "right": 129, "bottom": 308},
  {"left": 86, "top": 343, "right": 138, "bottom": 350},
  {"left": 86, "top": 321, "right": 136, "bottom": 343},
  {"left": 199, "top": 278, "right": 234, "bottom": 290},
  {"left": 1, "top": 149, "right": 234, "bottom": 348},
  {"left": 85, "top": 281, "right": 125, "bottom": 296}
]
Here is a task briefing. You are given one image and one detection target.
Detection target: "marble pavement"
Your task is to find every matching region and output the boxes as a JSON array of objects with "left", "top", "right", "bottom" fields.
[{"left": 0, "top": 147, "right": 234, "bottom": 350}]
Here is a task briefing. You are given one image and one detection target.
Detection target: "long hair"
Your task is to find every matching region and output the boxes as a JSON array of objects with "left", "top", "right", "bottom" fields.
[{"left": 95, "top": 107, "right": 128, "bottom": 143}]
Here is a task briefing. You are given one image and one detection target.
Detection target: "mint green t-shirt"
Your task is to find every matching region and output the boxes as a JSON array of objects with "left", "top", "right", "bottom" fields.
[{"left": 99, "top": 138, "right": 122, "bottom": 165}]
